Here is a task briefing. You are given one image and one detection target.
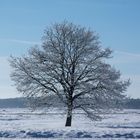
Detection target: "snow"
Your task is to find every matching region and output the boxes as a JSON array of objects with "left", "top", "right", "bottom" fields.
[{"left": 0, "top": 108, "right": 140, "bottom": 139}]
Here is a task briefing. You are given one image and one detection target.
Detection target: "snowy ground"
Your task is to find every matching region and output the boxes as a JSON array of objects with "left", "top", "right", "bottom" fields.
[{"left": 0, "top": 108, "right": 140, "bottom": 139}]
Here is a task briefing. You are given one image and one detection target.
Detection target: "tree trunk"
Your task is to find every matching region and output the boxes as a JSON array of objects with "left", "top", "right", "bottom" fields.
[
  {"left": 65, "top": 105, "right": 72, "bottom": 127},
  {"left": 65, "top": 113, "right": 72, "bottom": 127}
]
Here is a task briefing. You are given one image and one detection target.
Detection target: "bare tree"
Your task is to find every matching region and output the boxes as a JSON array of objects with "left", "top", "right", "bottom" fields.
[{"left": 9, "top": 21, "right": 130, "bottom": 127}]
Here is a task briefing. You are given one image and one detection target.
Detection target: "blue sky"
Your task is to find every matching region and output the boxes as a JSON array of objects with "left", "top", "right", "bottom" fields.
[{"left": 0, "top": 0, "right": 140, "bottom": 98}]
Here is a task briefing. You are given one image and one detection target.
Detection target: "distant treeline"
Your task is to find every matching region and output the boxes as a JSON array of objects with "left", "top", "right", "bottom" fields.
[
  {"left": 123, "top": 98, "right": 140, "bottom": 109},
  {"left": 0, "top": 97, "right": 140, "bottom": 109},
  {"left": 0, "top": 98, "right": 26, "bottom": 108}
]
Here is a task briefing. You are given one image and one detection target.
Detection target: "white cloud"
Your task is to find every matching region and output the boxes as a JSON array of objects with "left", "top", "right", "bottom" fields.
[
  {"left": 0, "top": 56, "right": 10, "bottom": 76},
  {"left": 110, "top": 50, "right": 140, "bottom": 64},
  {"left": 108, "top": 50, "right": 140, "bottom": 98},
  {"left": 8, "top": 39, "right": 41, "bottom": 45},
  {"left": 122, "top": 74, "right": 140, "bottom": 99},
  {"left": 115, "top": 51, "right": 140, "bottom": 57},
  {"left": 0, "top": 86, "right": 19, "bottom": 99},
  {"left": 0, "top": 38, "right": 41, "bottom": 45},
  {"left": 0, "top": 56, "right": 19, "bottom": 98}
]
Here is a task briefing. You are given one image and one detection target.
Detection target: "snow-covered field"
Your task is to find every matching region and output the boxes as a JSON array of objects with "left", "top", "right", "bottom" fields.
[{"left": 0, "top": 108, "right": 140, "bottom": 139}]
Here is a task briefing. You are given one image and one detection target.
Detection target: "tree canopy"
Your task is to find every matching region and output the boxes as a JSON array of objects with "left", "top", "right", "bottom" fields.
[{"left": 10, "top": 21, "right": 130, "bottom": 126}]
